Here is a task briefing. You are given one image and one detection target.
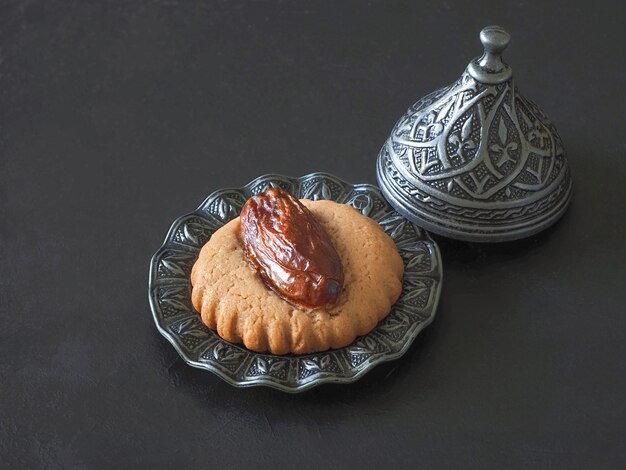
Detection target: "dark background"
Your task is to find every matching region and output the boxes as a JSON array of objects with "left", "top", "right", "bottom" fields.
[{"left": 1, "top": 0, "right": 625, "bottom": 468}]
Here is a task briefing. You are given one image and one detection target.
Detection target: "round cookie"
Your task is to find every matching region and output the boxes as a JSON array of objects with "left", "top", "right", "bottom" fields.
[{"left": 190, "top": 199, "right": 404, "bottom": 355}]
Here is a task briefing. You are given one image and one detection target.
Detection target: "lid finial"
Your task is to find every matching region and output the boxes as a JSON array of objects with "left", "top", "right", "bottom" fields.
[{"left": 468, "top": 25, "right": 512, "bottom": 84}]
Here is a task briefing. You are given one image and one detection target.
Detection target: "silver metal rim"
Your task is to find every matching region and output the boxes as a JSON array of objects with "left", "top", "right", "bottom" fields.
[{"left": 377, "top": 154, "right": 572, "bottom": 242}]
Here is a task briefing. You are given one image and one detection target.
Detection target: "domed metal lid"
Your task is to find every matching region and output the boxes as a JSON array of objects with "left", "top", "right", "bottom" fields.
[{"left": 376, "top": 26, "right": 572, "bottom": 242}]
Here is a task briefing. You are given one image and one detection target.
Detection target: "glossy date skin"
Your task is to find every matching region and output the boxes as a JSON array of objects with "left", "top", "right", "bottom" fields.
[{"left": 239, "top": 188, "right": 344, "bottom": 309}]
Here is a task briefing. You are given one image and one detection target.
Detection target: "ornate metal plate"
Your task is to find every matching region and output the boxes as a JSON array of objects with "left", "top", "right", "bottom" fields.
[{"left": 148, "top": 173, "right": 442, "bottom": 392}]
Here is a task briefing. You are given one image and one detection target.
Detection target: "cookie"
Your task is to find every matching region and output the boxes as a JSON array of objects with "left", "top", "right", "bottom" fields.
[{"left": 190, "top": 199, "right": 404, "bottom": 355}]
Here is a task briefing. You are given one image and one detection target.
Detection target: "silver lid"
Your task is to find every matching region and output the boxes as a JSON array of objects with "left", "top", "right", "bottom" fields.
[{"left": 376, "top": 26, "right": 572, "bottom": 242}]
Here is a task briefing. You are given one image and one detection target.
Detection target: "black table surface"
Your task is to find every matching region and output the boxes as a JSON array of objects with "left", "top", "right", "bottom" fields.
[{"left": 2, "top": 1, "right": 625, "bottom": 468}]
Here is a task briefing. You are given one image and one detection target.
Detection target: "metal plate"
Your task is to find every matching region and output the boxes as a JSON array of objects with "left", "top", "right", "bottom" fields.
[{"left": 148, "top": 173, "right": 443, "bottom": 392}]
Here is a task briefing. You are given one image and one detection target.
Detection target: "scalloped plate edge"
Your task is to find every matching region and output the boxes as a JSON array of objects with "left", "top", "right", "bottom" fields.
[{"left": 148, "top": 172, "right": 443, "bottom": 392}]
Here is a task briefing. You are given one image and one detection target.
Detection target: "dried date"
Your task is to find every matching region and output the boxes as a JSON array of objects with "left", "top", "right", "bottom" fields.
[{"left": 239, "top": 188, "right": 344, "bottom": 309}]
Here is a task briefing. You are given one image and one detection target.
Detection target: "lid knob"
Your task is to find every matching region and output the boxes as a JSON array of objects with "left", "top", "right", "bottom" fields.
[{"left": 468, "top": 25, "right": 512, "bottom": 84}]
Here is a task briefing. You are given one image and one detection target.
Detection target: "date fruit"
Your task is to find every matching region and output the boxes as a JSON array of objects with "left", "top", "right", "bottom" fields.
[{"left": 239, "top": 187, "right": 344, "bottom": 309}]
